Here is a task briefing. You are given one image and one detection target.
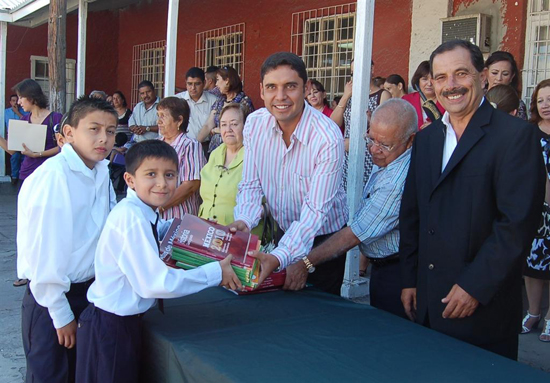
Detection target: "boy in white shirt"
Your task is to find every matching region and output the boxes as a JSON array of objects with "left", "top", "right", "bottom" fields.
[
  {"left": 76, "top": 140, "right": 241, "bottom": 383},
  {"left": 17, "top": 96, "right": 118, "bottom": 383}
]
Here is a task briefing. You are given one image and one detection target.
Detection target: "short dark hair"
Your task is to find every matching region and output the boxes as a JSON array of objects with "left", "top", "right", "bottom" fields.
[
  {"left": 9, "top": 94, "right": 17, "bottom": 100},
  {"left": 157, "top": 97, "right": 190, "bottom": 133},
  {"left": 13, "top": 79, "right": 48, "bottom": 109},
  {"left": 113, "top": 90, "right": 128, "bottom": 107},
  {"left": 411, "top": 61, "right": 431, "bottom": 90},
  {"left": 217, "top": 66, "right": 243, "bottom": 94},
  {"left": 484, "top": 51, "right": 520, "bottom": 92},
  {"left": 138, "top": 80, "right": 155, "bottom": 91},
  {"left": 185, "top": 67, "right": 205, "bottom": 83},
  {"left": 206, "top": 66, "right": 219, "bottom": 75},
  {"left": 261, "top": 52, "right": 308, "bottom": 85},
  {"left": 429, "top": 39, "right": 485, "bottom": 76},
  {"left": 530, "top": 79, "right": 550, "bottom": 124},
  {"left": 486, "top": 84, "right": 520, "bottom": 115},
  {"left": 65, "top": 95, "right": 118, "bottom": 131},
  {"left": 115, "top": 132, "right": 129, "bottom": 147},
  {"left": 385, "top": 74, "right": 407, "bottom": 94},
  {"left": 125, "top": 140, "right": 179, "bottom": 175}
]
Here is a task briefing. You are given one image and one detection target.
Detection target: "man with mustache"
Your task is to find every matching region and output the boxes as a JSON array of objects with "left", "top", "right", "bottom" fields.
[
  {"left": 128, "top": 80, "right": 160, "bottom": 142},
  {"left": 399, "top": 39, "right": 545, "bottom": 360}
]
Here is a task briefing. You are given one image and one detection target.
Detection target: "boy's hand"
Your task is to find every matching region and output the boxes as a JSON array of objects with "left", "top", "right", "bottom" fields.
[
  {"left": 56, "top": 320, "right": 77, "bottom": 349},
  {"left": 219, "top": 255, "right": 243, "bottom": 291},
  {"left": 249, "top": 251, "right": 280, "bottom": 287}
]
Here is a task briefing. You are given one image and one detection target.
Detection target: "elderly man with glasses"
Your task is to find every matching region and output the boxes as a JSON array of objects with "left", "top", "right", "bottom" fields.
[{"left": 283, "top": 98, "right": 417, "bottom": 319}]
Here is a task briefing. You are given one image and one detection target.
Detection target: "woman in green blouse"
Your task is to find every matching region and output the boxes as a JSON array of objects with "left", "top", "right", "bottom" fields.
[{"left": 199, "top": 103, "right": 253, "bottom": 229}]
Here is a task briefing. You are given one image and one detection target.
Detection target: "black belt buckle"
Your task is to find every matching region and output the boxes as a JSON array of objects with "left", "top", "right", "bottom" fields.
[{"left": 368, "top": 253, "right": 399, "bottom": 267}]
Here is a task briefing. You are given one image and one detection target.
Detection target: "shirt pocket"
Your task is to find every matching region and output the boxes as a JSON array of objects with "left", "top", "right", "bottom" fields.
[{"left": 292, "top": 172, "right": 312, "bottom": 201}]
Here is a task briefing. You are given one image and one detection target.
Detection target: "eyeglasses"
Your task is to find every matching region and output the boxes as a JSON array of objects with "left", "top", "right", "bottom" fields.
[{"left": 364, "top": 132, "right": 400, "bottom": 153}]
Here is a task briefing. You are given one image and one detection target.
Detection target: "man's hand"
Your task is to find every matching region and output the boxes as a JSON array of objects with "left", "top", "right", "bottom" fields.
[
  {"left": 56, "top": 320, "right": 77, "bottom": 349},
  {"left": 283, "top": 260, "right": 308, "bottom": 291},
  {"left": 401, "top": 288, "right": 417, "bottom": 321},
  {"left": 228, "top": 220, "right": 250, "bottom": 234},
  {"left": 219, "top": 255, "right": 243, "bottom": 291},
  {"left": 441, "top": 284, "right": 479, "bottom": 319},
  {"left": 249, "top": 251, "right": 280, "bottom": 287}
]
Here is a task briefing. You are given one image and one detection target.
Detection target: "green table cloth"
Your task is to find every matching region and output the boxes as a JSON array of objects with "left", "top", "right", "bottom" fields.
[{"left": 141, "top": 288, "right": 548, "bottom": 382}]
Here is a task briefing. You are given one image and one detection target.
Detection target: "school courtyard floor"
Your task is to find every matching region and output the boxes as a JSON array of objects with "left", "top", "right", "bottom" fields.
[{"left": 0, "top": 181, "right": 548, "bottom": 382}]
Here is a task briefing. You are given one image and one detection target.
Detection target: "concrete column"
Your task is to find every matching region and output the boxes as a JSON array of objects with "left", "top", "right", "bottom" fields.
[
  {"left": 76, "top": 0, "right": 87, "bottom": 97},
  {"left": 0, "top": 22, "right": 7, "bottom": 178},
  {"left": 164, "top": 0, "right": 179, "bottom": 97}
]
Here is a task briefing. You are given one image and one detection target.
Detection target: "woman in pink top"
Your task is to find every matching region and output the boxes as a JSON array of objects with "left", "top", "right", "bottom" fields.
[{"left": 156, "top": 97, "right": 206, "bottom": 219}]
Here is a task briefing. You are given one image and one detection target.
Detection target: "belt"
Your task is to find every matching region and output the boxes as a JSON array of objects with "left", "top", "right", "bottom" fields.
[
  {"left": 95, "top": 304, "right": 144, "bottom": 319},
  {"left": 367, "top": 253, "right": 399, "bottom": 267}
]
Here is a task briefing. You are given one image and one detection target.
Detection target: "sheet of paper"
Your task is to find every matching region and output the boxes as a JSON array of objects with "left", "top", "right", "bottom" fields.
[{"left": 7, "top": 119, "right": 47, "bottom": 152}]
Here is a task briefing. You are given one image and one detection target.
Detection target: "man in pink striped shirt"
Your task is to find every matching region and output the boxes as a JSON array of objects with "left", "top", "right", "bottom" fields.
[{"left": 231, "top": 52, "right": 348, "bottom": 295}]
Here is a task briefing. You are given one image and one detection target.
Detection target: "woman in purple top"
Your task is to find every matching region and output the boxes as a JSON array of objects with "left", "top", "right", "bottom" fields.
[
  {"left": 0, "top": 79, "right": 62, "bottom": 287},
  {"left": 0, "top": 79, "right": 62, "bottom": 182}
]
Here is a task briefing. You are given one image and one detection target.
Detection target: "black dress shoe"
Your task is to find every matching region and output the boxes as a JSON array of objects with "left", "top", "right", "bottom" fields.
[{"left": 10, "top": 177, "right": 18, "bottom": 186}]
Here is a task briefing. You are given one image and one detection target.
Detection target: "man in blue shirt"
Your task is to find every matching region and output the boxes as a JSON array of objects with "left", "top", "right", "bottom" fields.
[
  {"left": 5, "top": 94, "right": 29, "bottom": 184},
  {"left": 282, "top": 98, "right": 417, "bottom": 319}
]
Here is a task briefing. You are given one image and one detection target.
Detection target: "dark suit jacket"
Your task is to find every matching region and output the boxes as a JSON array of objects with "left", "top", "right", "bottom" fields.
[{"left": 399, "top": 100, "right": 545, "bottom": 346}]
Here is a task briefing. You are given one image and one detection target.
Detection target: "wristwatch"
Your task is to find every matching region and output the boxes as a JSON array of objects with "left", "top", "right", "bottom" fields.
[
  {"left": 302, "top": 256, "right": 315, "bottom": 273},
  {"left": 145, "top": 126, "right": 151, "bottom": 132}
]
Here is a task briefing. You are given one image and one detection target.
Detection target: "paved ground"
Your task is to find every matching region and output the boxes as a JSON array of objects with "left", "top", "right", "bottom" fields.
[{"left": 0, "top": 181, "right": 548, "bottom": 382}]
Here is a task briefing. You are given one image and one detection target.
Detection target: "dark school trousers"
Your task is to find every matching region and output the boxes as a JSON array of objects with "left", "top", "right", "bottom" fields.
[
  {"left": 76, "top": 304, "right": 143, "bottom": 383},
  {"left": 21, "top": 280, "right": 92, "bottom": 383},
  {"left": 368, "top": 257, "right": 408, "bottom": 320}
]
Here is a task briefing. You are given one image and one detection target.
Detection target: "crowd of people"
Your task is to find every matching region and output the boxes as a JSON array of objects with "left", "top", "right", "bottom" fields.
[{"left": 1, "top": 39, "right": 550, "bottom": 383}]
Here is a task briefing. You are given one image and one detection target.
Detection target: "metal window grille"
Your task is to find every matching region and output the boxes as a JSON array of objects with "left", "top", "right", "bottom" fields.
[
  {"left": 522, "top": 0, "right": 550, "bottom": 109},
  {"left": 291, "top": 3, "right": 356, "bottom": 102},
  {"left": 196, "top": 23, "right": 245, "bottom": 80},
  {"left": 131, "top": 40, "right": 166, "bottom": 108},
  {"left": 30, "top": 56, "right": 76, "bottom": 113}
]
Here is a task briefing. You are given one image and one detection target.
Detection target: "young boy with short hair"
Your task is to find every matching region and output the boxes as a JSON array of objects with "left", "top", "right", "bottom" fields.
[
  {"left": 17, "top": 96, "right": 118, "bottom": 383},
  {"left": 76, "top": 140, "right": 242, "bottom": 383}
]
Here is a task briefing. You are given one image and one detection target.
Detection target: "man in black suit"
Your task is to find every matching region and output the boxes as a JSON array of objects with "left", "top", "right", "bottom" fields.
[{"left": 399, "top": 39, "right": 545, "bottom": 360}]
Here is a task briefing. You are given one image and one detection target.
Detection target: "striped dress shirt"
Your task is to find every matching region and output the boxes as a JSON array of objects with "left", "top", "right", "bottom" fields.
[
  {"left": 234, "top": 104, "right": 348, "bottom": 269},
  {"left": 350, "top": 147, "right": 411, "bottom": 258},
  {"left": 160, "top": 133, "right": 206, "bottom": 219}
]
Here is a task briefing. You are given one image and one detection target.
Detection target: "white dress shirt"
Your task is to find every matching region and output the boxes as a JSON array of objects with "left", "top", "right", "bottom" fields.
[
  {"left": 128, "top": 97, "right": 160, "bottom": 142},
  {"left": 175, "top": 90, "right": 217, "bottom": 140},
  {"left": 234, "top": 104, "right": 348, "bottom": 269},
  {"left": 441, "top": 98, "right": 485, "bottom": 171},
  {"left": 87, "top": 188, "right": 222, "bottom": 316},
  {"left": 17, "top": 144, "right": 116, "bottom": 329}
]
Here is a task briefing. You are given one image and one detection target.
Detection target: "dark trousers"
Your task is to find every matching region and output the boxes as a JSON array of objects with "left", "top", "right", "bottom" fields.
[
  {"left": 76, "top": 304, "right": 143, "bottom": 383},
  {"left": 21, "top": 281, "right": 91, "bottom": 383},
  {"left": 306, "top": 231, "right": 347, "bottom": 296},
  {"left": 369, "top": 259, "right": 407, "bottom": 320}
]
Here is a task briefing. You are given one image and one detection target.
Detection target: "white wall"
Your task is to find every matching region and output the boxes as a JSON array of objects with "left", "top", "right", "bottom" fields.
[{"left": 408, "top": 0, "right": 452, "bottom": 89}]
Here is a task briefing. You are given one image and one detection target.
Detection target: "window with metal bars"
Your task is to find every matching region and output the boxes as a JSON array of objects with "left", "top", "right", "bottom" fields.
[
  {"left": 523, "top": 0, "right": 550, "bottom": 109},
  {"left": 196, "top": 24, "right": 245, "bottom": 80},
  {"left": 131, "top": 41, "right": 166, "bottom": 108},
  {"left": 30, "top": 55, "right": 76, "bottom": 112},
  {"left": 291, "top": 3, "right": 356, "bottom": 102}
]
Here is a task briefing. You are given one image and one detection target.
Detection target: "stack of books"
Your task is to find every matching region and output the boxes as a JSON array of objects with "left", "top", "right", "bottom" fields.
[{"left": 160, "top": 215, "right": 285, "bottom": 293}]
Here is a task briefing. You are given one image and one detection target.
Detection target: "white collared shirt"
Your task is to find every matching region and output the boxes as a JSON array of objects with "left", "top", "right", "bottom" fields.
[
  {"left": 175, "top": 90, "right": 217, "bottom": 140},
  {"left": 441, "top": 98, "right": 485, "bottom": 172},
  {"left": 234, "top": 104, "right": 348, "bottom": 269},
  {"left": 17, "top": 144, "right": 116, "bottom": 329},
  {"left": 87, "top": 188, "right": 221, "bottom": 316},
  {"left": 128, "top": 97, "right": 160, "bottom": 142}
]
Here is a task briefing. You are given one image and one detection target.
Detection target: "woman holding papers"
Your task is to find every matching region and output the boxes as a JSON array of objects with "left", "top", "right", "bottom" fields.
[
  {"left": 0, "top": 79, "right": 62, "bottom": 287},
  {"left": 0, "top": 79, "right": 62, "bottom": 182}
]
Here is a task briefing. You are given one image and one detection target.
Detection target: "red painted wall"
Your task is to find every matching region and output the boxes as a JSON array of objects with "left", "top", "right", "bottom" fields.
[
  {"left": 116, "top": 0, "right": 413, "bottom": 108},
  {"left": 5, "top": 9, "right": 119, "bottom": 106},
  {"left": 452, "top": 0, "right": 528, "bottom": 69}
]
